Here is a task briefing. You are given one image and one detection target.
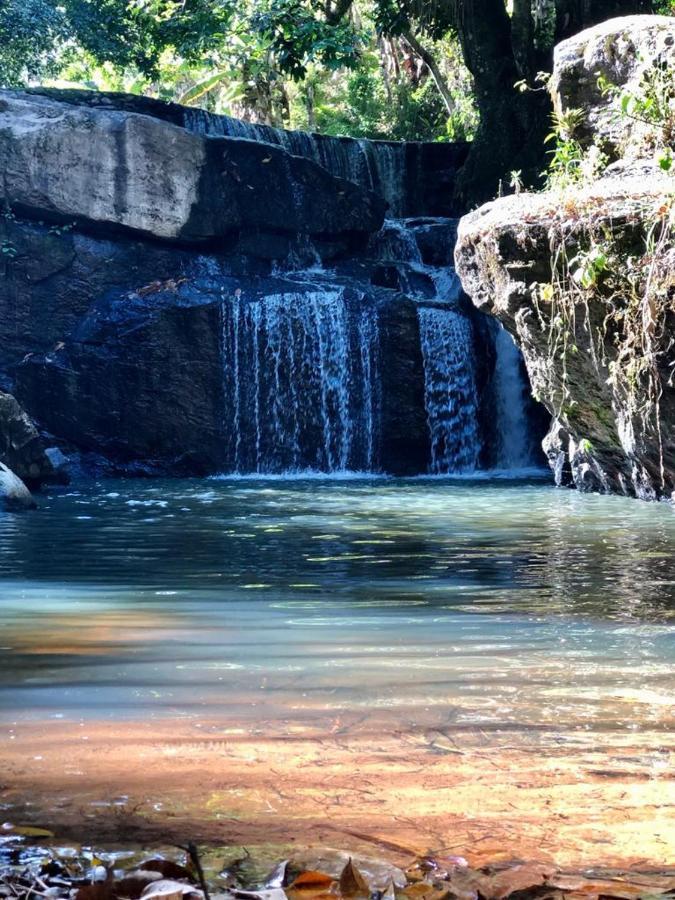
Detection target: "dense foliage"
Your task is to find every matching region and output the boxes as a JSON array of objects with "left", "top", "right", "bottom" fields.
[{"left": 0, "top": 0, "right": 664, "bottom": 200}]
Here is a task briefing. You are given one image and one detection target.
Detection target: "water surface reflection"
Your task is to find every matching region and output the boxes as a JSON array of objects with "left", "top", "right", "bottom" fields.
[{"left": 1, "top": 476, "right": 674, "bottom": 735}]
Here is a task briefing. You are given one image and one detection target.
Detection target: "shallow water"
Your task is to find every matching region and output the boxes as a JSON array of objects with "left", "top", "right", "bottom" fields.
[{"left": 1, "top": 475, "right": 674, "bottom": 738}]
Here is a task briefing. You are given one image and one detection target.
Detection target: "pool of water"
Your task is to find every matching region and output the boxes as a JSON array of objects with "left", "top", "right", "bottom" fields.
[{"left": 1, "top": 475, "right": 674, "bottom": 737}]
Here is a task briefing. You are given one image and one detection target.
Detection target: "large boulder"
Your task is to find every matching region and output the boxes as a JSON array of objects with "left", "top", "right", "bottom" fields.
[
  {"left": 0, "top": 390, "right": 65, "bottom": 486},
  {"left": 0, "top": 462, "right": 36, "bottom": 510},
  {"left": 456, "top": 15, "right": 675, "bottom": 500},
  {"left": 551, "top": 16, "right": 675, "bottom": 162},
  {"left": 456, "top": 174, "right": 675, "bottom": 499},
  {"left": 22, "top": 87, "right": 470, "bottom": 218},
  {"left": 0, "top": 91, "right": 385, "bottom": 243}
]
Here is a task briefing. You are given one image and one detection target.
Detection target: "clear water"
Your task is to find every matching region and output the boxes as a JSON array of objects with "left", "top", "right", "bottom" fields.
[{"left": 1, "top": 476, "right": 674, "bottom": 739}]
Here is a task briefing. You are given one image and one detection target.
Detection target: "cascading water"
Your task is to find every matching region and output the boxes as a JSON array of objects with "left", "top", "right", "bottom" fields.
[
  {"left": 418, "top": 307, "right": 480, "bottom": 473},
  {"left": 374, "top": 218, "right": 482, "bottom": 473},
  {"left": 221, "top": 289, "right": 380, "bottom": 473},
  {"left": 183, "top": 109, "right": 408, "bottom": 216},
  {"left": 492, "top": 323, "right": 536, "bottom": 468}
]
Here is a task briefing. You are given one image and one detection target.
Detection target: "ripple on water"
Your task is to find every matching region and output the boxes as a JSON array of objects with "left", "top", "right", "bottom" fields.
[{"left": 0, "top": 476, "right": 673, "bottom": 734}]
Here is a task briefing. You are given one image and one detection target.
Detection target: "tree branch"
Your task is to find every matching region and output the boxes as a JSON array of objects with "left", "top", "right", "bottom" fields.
[{"left": 402, "top": 30, "right": 456, "bottom": 116}]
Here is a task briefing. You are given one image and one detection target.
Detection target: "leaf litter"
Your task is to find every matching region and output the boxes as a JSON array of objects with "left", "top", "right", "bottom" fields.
[{"left": 1, "top": 835, "right": 674, "bottom": 900}]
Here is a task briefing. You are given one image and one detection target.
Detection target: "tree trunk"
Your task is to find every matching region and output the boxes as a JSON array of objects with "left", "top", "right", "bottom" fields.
[
  {"left": 447, "top": 0, "right": 550, "bottom": 206},
  {"left": 447, "top": 0, "right": 654, "bottom": 208}
]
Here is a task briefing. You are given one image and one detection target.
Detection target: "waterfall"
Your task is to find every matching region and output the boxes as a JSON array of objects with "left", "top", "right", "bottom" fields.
[
  {"left": 221, "top": 289, "right": 380, "bottom": 473},
  {"left": 417, "top": 307, "right": 481, "bottom": 473},
  {"left": 369, "top": 219, "right": 423, "bottom": 262},
  {"left": 183, "top": 109, "right": 408, "bottom": 216},
  {"left": 492, "top": 323, "right": 534, "bottom": 468}
]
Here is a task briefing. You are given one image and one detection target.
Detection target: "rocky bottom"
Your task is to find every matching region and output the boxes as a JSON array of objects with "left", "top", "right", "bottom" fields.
[{"left": 1, "top": 717, "right": 674, "bottom": 872}]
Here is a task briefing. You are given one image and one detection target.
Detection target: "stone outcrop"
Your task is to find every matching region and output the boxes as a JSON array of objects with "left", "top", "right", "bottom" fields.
[
  {"left": 456, "top": 15, "right": 675, "bottom": 500},
  {"left": 0, "top": 91, "right": 385, "bottom": 243},
  {"left": 0, "top": 390, "right": 65, "bottom": 486},
  {"left": 0, "top": 462, "right": 37, "bottom": 510},
  {"left": 23, "top": 87, "right": 470, "bottom": 218},
  {"left": 550, "top": 16, "right": 675, "bottom": 163}
]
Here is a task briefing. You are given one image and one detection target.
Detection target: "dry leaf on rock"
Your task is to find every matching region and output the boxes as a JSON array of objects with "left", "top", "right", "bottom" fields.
[
  {"left": 114, "top": 871, "right": 164, "bottom": 900},
  {"left": 76, "top": 869, "right": 114, "bottom": 900},
  {"left": 140, "top": 879, "right": 204, "bottom": 900},
  {"left": 339, "top": 860, "right": 369, "bottom": 898},
  {"left": 400, "top": 881, "right": 451, "bottom": 900},
  {"left": 140, "top": 861, "right": 195, "bottom": 883},
  {"left": 289, "top": 873, "right": 334, "bottom": 891},
  {"left": 482, "top": 863, "right": 556, "bottom": 900},
  {"left": 1, "top": 824, "right": 55, "bottom": 839},
  {"left": 286, "top": 871, "right": 335, "bottom": 900}
]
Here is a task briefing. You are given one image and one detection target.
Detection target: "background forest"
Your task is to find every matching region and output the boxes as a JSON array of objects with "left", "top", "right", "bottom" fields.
[{"left": 1, "top": 0, "right": 673, "bottom": 202}]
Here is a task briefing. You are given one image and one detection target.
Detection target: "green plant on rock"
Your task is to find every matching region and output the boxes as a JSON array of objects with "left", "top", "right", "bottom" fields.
[
  {"left": 598, "top": 55, "right": 675, "bottom": 168},
  {"left": 536, "top": 196, "right": 675, "bottom": 487}
]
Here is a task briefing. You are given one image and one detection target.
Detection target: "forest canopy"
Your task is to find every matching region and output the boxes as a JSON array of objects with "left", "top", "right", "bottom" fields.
[{"left": 1, "top": 0, "right": 672, "bottom": 201}]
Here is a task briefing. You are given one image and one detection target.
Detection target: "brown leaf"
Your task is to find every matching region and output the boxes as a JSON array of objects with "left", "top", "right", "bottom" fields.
[
  {"left": 483, "top": 863, "right": 555, "bottom": 900},
  {"left": 290, "top": 873, "right": 334, "bottom": 891},
  {"left": 141, "top": 861, "right": 195, "bottom": 882},
  {"left": 545, "top": 878, "right": 674, "bottom": 900},
  {"left": 339, "top": 860, "right": 369, "bottom": 898},
  {"left": 114, "top": 872, "right": 163, "bottom": 900},
  {"left": 400, "top": 883, "right": 451, "bottom": 900},
  {"left": 77, "top": 868, "right": 114, "bottom": 900}
]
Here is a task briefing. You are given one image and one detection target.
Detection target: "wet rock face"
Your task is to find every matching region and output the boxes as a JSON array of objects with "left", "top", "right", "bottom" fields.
[
  {"left": 0, "top": 91, "right": 385, "bottom": 243},
  {"left": 0, "top": 391, "right": 64, "bottom": 487},
  {"left": 11, "top": 223, "right": 431, "bottom": 475}
]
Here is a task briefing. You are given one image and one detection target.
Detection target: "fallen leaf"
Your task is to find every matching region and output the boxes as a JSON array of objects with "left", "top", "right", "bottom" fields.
[
  {"left": 400, "top": 883, "right": 451, "bottom": 900},
  {"left": 545, "top": 878, "right": 674, "bottom": 900},
  {"left": 77, "top": 868, "right": 114, "bottom": 900},
  {"left": 290, "top": 872, "right": 334, "bottom": 891},
  {"left": 114, "top": 871, "right": 163, "bottom": 900},
  {"left": 2, "top": 823, "right": 55, "bottom": 838},
  {"left": 141, "top": 861, "right": 195, "bottom": 882},
  {"left": 480, "top": 863, "right": 556, "bottom": 900},
  {"left": 141, "top": 879, "right": 204, "bottom": 900},
  {"left": 339, "top": 860, "right": 369, "bottom": 898}
]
